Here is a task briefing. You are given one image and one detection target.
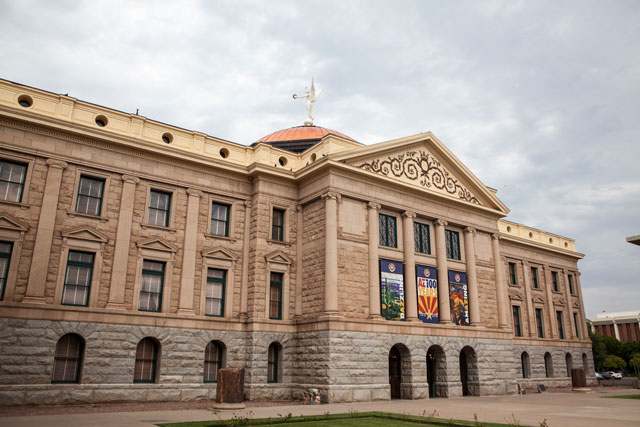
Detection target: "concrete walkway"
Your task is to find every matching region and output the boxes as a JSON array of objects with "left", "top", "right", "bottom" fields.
[{"left": 1, "top": 389, "right": 638, "bottom": 427}]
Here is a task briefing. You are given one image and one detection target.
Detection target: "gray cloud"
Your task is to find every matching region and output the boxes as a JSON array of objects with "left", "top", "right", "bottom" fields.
[{"left": 1, "top": 0, "right": 638, "bottom": 317}]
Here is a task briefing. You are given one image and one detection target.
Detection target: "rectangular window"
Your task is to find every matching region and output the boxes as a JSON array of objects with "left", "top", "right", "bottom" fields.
[
  {"left": 61, "top": 251, "right": 94, "bottom": 306},
  {"left": 210, "top": 203, "right": 230, "bottom": 237},
  {"left": 75, "top": 176, "right": 105, "bottom": 216},
  {"left": 531, "top": 267, "right": 539, "bottom": 288},
  {"left": 568, "top": 274, "right": 574, "bottom": 294},
  {"left": 269, "top": 272, "right": 283, "bottom": 320},
  {"left": 508, "top": 262, "right": 517, "bottom": 285},
  {"left": 379, "top": 213, "right": 397, "bottom": 248},
  {"left": 445, "top": 229, "right": 461, "bottom": 260},
  {"left": 512, "top": 305, "right": 522, "bottom": 337},
  {"left": 552, "top": 271, "right": 559, "bottom": 292},
  {"left": 139, "top": 260, "right": 164, "bottom": 312},
  {"left": 0, "top": 160, "right": 27, "bottom": 202},
  {"left": 414, "top": 222, "right": 430, "bottom": 254},
  {"left": 573, "top": 312, "right": 580, "bottom": 338},
  {"left": 535, "top": 308, "right": 544, "bottom": 338},
  {"left": 271, "top": 208, "right": 285, "bottom": 241},
  {"left": 205, "top": 268, "right": 226, "bottom": 317},
  {"left": 148, "top": 190, "right": 171, "bottom": 227},
  {"left": 0, "top": 241, "right": 13, "bottom": 301},
  {"left": 557, "top": 311, "right": 565, "bottom": 339}
]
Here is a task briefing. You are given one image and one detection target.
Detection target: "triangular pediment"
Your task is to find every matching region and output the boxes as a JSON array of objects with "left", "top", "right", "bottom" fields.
[
  {"left": 332, "top": 133, "right": 509, "bottom": 214},
  {"left": 554, "top": 299, "right": 565, "bottom": 307},
  {"left": 202, "top": 247, "right": 238, "bottom": 261},
  {"left": 136, "top": 237, "right": 177, "bottom": 253},
  {"left": 573, "top": 301, "right": 581, "bottom": 309},
  {"left": 532, "top": 296, "right": 545, "bottom": 304},
  {"left": 509, "top": 293, "right": 523, "bottom": 301},
  {"left": 0, "top": 213, "right": 29, "bottom": 232},
  {"left": 265, "top": 249, "right": 292, "bottom": 265},
  {"left": 62, "top": 226, "right": 108, "bottom": 243}
]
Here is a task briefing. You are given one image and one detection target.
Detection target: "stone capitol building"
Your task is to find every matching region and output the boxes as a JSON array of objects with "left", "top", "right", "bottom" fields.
[{"left": 0, "top": 79, "right": 593, "bottom": 405}]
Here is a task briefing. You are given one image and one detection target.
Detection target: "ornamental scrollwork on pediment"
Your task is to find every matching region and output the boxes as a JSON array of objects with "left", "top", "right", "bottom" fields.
[{"left": 356, "top": 150, "right": 482, "bottom": 205}]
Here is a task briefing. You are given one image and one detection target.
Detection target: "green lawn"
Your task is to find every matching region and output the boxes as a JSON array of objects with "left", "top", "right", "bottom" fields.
[
  {"left": 158, "top": 411, "right": 515, "bottom": 427},
  {"left": 603, "top": 394, "right": 640, "bottom": 399}
]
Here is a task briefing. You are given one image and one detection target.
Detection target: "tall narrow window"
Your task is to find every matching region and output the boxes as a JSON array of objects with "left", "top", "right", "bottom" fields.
[
  {"left": 52, "top": 334, "right": 84, "bottom": 383},
  {"left": 62, "top": 251, "right": 94, "bottom": 306},
  {"left": 573, "top": 312, "right": 580, "bottom": 338},
  {"left": 0, "top": 160, "right": 27, "bottom": 202},
  {"left": 568, "top": 274, "right": 574, "bottom": 294},
  {"left": 512, "top": 306, "right": 522, "bottom": 337},
  {"left": 134, "top": 338, "right": 158, "bottom": 383},
  {"left": 379, "top": 213, "right": 397, "bottom": 248},
  {"left": 272, "top": 208, "right": 285, "bottom": 241},
  {"left": 535, "top": 308, "right": 544, "bottom": 338},
  {"left": 148, "top": 190, "right": 171, "bottom": 227},
  {"left": 531, "top": 267, "right": 539, "bottom": 288},
  {"left": 414, "top": 222, "right": 430, "bottom": 254},
  {"left": 521, "top": 352, "right": 530, "bottom": 378},
  {"left": 269, "top": 272, "right": 283, "bottom": 320},
  {"left": 139, "top": 260, "right": 164, "bottom": 312},
  {"left": 445, "top": 229, "right": 461, "bottom": 260},
  {"left": 267, "top": 342, "right": 280, "bottom": 383},
  {"left": 204, "top": 341, "right": 224, "bottom": 383},
  {"left": 75, "top": 176, "right": 104, "bottom": 216},
  {"left": 211, "top": 203, "right": 230, "bottom": 237},
  {"left": 508, "top": 262, "right": 517, "bottom": 285},
  {"left": 552, "top": 271, "right": 559, "bottom": 292},
  {"left": 205, "top": 268, "right": 226, "bottom": 317},
  {"left": 0, "top": 241, "right": 12, "bottom": 301},
  {"left": 557, "top": 311, "right": 565, "bottom": 339}
]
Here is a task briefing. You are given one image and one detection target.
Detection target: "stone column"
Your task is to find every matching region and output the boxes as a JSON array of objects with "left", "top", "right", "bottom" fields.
[
  {"left": 575, "top": 272, "right": 589, "bottom": 339},
  {"left": 521, "top": 260, "right": 537, "bottom": 338},
  {"left": 491, "top": 234, "right": 510, "bottom": 329},
  {"left": 464, "top": 227, "right": 480, "bottom": 326},
  {"left": 24, "top": 159, "right": 68, "bottom": 304},
  {"left": 402, "top": 211, "right": 418, "bottom": 322},
  {"left": 322, "top": 192, "right": 340, "bottom": 316},
  {"left": 239, "top": 200, "right": 251, "bottom": 319},
  {"left": 434, "top": 219, "right": 451, "bottom": 324},
  {"left": 177, "top": 189, "right": 202, "bottom": 315},
  {"left": 106, "top": 175, "right": 139, "bottom": 309},
  {"left": 563, "top": 269, "right": 575, "bottom": 339},
  {"left": 295, "top": 205, "right": 303, "bottom": 318},
  {"left": 368, "top": 202, "right": 382, "bottom": 319},
  {"left": 542, "top": 265, "right": 557, "bottom": 339}
]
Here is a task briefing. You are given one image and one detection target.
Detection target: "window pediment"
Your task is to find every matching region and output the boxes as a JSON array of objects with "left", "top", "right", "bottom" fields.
[
  {"left": 532, "top": 296, "right": 545, "bottom": 305},
  {"left": 61, "top": 226, "right": 108, "bottom": 243},
  {"left": 265, "top": 250, "right": 292, "bottom": 265},
  {"left": 202, "top": 247, "right": 238, "bottom": 261},
  {"left": 572, "top": 301, "right": 581, "bottom": 309},
  {"left": 0, "top": 213, "right": 29, "bottom": 232},
  {"left": 509, "top": 293, "right": 523, "bottom": 302},
  {"left": 136, "top": 237, "right": 177, "bottom": 253},
  {"left": 554, "top": 299, "right": 565, "bottom": 307}
]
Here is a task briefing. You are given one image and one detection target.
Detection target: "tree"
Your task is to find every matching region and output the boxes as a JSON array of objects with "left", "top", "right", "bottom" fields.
[
  {"left": 602, "top": 355, "right": 626, "bottom": 371},
  {"left": 630, "top": 353, "right": 640, "bottom": 379},
  {"left": 590, "top": 333, "right": 608, "bottom": 371}
]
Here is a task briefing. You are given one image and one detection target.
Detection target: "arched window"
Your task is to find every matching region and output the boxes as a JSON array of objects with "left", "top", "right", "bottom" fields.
[
  {"left": 134, "top": 338, "right": 159, "bottom": 383},
  {"left": 566, "top": 353, "right": 573, "bottom": 377},
  {"left": 268, "top": 342, "right": 282, "bottom": 383},
  {"left": 52, "top": 333, "right": 84, "bottom": 383},
  {"left": 204, "top": 341, "right": 225, "bottom": 383},
  {"left": 520, "top": 352, "right": 530, "bottom": 379},
  {"left": 544, "top": 352, "right": 553, "bottom": 378}
]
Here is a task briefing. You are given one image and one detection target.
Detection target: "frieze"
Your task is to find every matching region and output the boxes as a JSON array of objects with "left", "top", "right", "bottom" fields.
[{"left": 356, "top": 150, "right": 482, "bottom": 205}]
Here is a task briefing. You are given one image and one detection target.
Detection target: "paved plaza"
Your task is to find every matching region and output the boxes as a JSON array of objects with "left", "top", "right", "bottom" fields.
[{"left": 0, "top": 389, "right": 638, "bottom": 427}]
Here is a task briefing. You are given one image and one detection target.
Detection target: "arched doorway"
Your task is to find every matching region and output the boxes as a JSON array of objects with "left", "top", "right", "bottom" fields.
[
  {"left": 521, "top": 352, "right": 530, "bottom": 378},
  {"left": 544, "top": 352, "right": 554, "bottom": 378},
  {"left": 389, "top": 346, "right": 402, "bottom": 398},
  {"left": 459, "top": 346, "right": 479, "bottom": 396},
  {"left": 427, "top": 345, "right": 447, "bottom": 398},
  {"left": 565, "top": 353, "right": 573, "bottom": 377}
]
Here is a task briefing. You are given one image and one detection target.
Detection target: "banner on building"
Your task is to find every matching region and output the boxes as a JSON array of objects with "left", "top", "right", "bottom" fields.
[
  {"left": 448, "top": 271, "right": 469, "bottom": 326},
  {"left": 416, "top": 265, "right": 438, "bottom": 324},
  {"left": 380, "top": 259, "right": 404, "bottom": 321}
]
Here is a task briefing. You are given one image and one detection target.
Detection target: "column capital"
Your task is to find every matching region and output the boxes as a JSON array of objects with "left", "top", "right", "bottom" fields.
[
  {"left": 46, "top": 159, "right": 68, "bottom": 169},
  {"left": 186, "top": 188, "right": 203, "bottom": 198},
  {"left": 367, "top": 201, "right": 381, "bottom": 210},
  {"left": 492, "top": 233, "right": 501, "bottom": 241},
  {"left": 296, "top": 204, "right": 303, "bottom": 212},
  {"left": 464, "top": 226, "right": 476, "bottom": 234},
  {"left": 121, "top": 174, "right": 140, "bottom": 184},
  {"left": 402, "top": 210, "right": 416, "bottom": 219},
  {"left": 435, "top": 218, "right": 448, "bottom": 227},
  {"left": 321, "top": 191, "right": 341, "bottom": 201},
  {"left": 243, "top": 200, "right": 252, "bottom": 208}
]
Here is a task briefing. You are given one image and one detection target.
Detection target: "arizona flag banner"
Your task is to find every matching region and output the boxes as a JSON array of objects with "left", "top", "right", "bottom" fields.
[
  {"left": 416, "top": 265, "right": 438, "bottom": 324},
  {"left": 380, "top": 259, "right": 405, "bottom": 321},
  {"left": 448, "top": 271, "right": 469, "bottom": 326}
]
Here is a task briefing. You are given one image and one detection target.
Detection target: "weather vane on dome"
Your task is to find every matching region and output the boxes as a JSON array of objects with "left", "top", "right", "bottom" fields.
[{"left": 293, "top": 78, "right": 322, "bottom": 126}]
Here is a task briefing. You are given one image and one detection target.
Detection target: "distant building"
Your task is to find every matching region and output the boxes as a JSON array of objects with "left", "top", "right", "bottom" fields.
[
  {"left": 589, "top": 311, "right": 640, "bottom": 342},
  {"left": 626, "top": 235, "right": 640, "bottom": 246}
]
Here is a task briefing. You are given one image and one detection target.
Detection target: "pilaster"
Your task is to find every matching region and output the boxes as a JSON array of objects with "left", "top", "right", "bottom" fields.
[
  {"left": 563, "top": 269, "right": 575, "bottom": 339},
  {"left": 541, "top": 265, "right": 557, "bottom": 339},
  {"left": 322, "top": 192, "right": 340, "bottom": 316},
  {"left": 464, "top": 227, "right": 480, "bottom": 326},
  {"left": 402, "top": 211, "right": 418, "bottom": 322},
  {"left": 239, "top": 200, "right": 251, "bottom": 320},
  {"left": 491, "top": 234, "right": 509, "bottom": 329},
  {"left": 367, "top": 202, "right": 382, "bottom": 319},
  {"left": 434, "top": 219, "right": 451, "bottom": 324},
  {"left": 177, "top": 189, "right": 202, "bottom": 315},
  {"left": 295, "top": 204, "right": 303, "bottom": 318}
]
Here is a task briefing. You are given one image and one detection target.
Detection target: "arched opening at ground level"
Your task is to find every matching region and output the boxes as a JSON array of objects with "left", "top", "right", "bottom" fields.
[
  {"left": 459, "top": 346, "right": 479, "bottom": 396},
  {"left": 427, "top": 345, "right": 447, "bottom": 398},
  {"left": 388, "top": 343, "right": 412, "bottom": 399}
]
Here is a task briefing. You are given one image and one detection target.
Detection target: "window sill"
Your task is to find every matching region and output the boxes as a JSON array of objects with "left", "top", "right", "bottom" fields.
[
  {"left": 0, "top": 199, "right": 30, "bottom": 209},
  {"left": 508, "top": 283, "right": 520, "bottom": 288},
  {"left": 141, "top": 223, "right": 177, "bottom": 233},
  {"left": 66, "top": 210, "right": 109, "bottom": 222},
  {"left": 204, "top": 234, "right": 237, "bottom": 242},
  {"left": 267, "top": 239, "right": 291, "bottom": 247}
]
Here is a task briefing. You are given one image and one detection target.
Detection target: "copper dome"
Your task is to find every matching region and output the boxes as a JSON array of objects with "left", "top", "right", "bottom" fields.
[{"left": 254, "top": 125, "right": 356, "bottom": 153}]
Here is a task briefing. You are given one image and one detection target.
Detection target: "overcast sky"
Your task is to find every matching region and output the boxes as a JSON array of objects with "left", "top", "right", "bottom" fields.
[{"left": 1, "top": 0, "right": 638, "bottom": 318}]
